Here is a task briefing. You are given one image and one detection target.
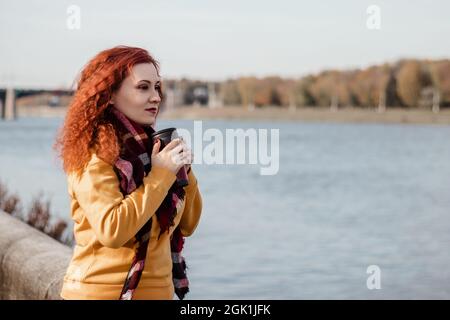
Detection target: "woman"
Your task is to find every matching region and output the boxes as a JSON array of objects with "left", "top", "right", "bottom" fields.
[{"left": 54, "top": 46, "right": 202, "bottom": 300}]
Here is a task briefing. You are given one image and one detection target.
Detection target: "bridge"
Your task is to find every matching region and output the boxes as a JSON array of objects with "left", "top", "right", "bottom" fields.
[
  {"left": 0, "top": 88, "right": 16, "bottom": 120},
  {"left": 0, "top": 83, "right": 222, "bottom": 121},
  {"left": 0, "top": 88, "right": 74, "bottom": 120}
]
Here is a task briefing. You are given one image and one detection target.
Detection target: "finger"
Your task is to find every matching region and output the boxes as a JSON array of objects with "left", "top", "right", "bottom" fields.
[
  {"left": 171, "top": 153, "right": 188, "bottom": 166},
  {"left": 151, "top": 139, "right": 161, "bottom": 156},
  {"left": 182, "top": 150, "right": 193, "bottom": 163},
  {"left": 164, "top": 138, "right": 182, "bottom": 151},
  {"left": 182, "top": 151, "right": 192, "bottom": 162},
  {"left": 169, "top": 144, "right": 184, "bottom": 156},
  {"left": 180, "top": 143, "right": 190, "bottom": 154},
  {"left": 180, "top": 155, "right": 190, "bottom": 165},
  {"left": 174, "top": 141, "right": 189, "bottom": 156},
  {"left": 179, "top": 137, "right": 190, "bottom": 150},
  {"left": 175, "top": 150, "right": 191, "bottom": 163}
]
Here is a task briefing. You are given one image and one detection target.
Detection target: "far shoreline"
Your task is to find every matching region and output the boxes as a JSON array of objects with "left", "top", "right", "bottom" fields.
[
  {"left": 159, "top": 105, "right": 450, "bottom": 126},
  {"left": 13, "top": 105, "right": 450, "bottom": 126}
]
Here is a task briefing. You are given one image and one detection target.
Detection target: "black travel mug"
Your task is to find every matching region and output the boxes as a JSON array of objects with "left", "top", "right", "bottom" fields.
[{"left": 151, "top": 127, "right": 189, "bottom": 187}]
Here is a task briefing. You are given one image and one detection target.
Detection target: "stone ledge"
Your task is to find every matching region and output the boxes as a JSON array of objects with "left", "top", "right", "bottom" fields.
[{"left": 0, "top": 210, "right": 72, "bottom": 300}]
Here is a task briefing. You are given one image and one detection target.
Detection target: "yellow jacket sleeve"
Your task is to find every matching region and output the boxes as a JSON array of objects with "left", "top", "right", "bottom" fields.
[
  {"left": 179, "top": 169, "right": 203, "bottom": 237},
  {"left": 69, "top": 154, "right": 177, "bottom": 249}
]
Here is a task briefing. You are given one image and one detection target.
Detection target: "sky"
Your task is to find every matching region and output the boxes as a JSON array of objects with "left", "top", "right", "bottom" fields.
[{"left": 0, "top": 0, "right": 449, "bottom": 89}]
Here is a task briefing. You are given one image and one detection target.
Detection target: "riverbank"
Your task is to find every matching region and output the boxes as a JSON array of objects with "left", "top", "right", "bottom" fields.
[
  {"left": 15, "top": 105, "right": 450, "bottom": 125},
  {"left": 160, "top": 106, "right": 450, "bottom": 125}
]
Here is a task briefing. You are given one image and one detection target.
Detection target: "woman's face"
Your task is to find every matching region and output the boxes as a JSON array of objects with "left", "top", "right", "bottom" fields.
[{"left": 111, "top": 63, "right": 161, "bottom": 127}]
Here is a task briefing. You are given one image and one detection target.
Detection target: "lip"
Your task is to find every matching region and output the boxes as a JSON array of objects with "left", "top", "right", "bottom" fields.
[{"left": 145, "top": 108, "right": 157, "bottom": 114}]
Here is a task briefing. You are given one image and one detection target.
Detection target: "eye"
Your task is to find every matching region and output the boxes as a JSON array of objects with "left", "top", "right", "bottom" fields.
[
  {"left": 138, "top": 85, "right": 148, "bottom": 90},
  {"left": 155, "top": 85, "right": 161, "bottom": 90}
]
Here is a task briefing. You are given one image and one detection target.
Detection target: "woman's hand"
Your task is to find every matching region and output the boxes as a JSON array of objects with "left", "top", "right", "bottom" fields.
[
  {"left": 180, "top": 137, "right": 193, "bottom": 173},
  {"left": 151, "top": 138, "right": 192, "bottom": 174}
]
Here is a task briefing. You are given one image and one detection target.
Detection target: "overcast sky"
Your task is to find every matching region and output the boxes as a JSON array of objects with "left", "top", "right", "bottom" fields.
[{"left": 1, "top": 0, "right": 449, "bottom": 89}]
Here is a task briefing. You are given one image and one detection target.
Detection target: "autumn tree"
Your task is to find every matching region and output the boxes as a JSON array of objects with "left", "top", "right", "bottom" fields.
[
  {"left": 348, "top": 66, "right": 390, "bottom": 108},
  {"left": 290, "top": 76, "right": 316, "bottom": 107},
  {"left": 396, "top": 60, "right": 430, "bottom": 108},
  {"left": 237, "top": 77, "right": 258, "bottom": 109},
  {"left": 220, "top": 80, "right": 241, "bottom": 106},
  {"left": 429, "top": 60, "right": 450, "bottom": 108},
  {"left": 309, "top": 71, "right": 346, "bottom": 108}
]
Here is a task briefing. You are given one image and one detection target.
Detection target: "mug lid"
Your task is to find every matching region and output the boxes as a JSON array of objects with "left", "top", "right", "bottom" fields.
[{"left": 150, "top": 127, "right": 176, "bottom": 138}]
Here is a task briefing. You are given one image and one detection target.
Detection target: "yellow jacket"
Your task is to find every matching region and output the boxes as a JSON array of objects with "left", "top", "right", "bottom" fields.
[{"left": 60, "top": 153, "right": 202, "bottom": 300}]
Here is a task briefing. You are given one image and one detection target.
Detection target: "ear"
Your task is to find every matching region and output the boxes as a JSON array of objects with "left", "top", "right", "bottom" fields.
[{"left": 109, "top": 93, "right": 116, "bottom": 105}]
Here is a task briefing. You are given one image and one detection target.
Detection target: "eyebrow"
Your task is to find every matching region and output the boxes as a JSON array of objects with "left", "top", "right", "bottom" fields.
[{"left": 138, "top": 79, "right": 161, "bottom": 84}]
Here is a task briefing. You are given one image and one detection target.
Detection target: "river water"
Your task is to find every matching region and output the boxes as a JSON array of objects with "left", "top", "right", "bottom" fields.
[{"left": 1, "top": 116, "right": 449, "bottom": 299}]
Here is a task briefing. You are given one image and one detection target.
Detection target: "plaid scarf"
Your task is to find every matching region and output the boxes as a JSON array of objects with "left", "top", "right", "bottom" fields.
[{"left": 108, "top": 107, "right": 190, "bottom": 300}]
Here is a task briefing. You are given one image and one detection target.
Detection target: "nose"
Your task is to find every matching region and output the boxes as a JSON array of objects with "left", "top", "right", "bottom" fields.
[
  {"left": 149, "top": 96, "right": 160, "bottom": 104},
  {"left": 149, "top": 88, "right": 161, "bottom": 104}
]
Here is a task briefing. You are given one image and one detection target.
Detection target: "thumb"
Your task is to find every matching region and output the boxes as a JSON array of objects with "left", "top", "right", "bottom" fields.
[{"left": 151, "top": 139, "right": 161, "bottom": 156}]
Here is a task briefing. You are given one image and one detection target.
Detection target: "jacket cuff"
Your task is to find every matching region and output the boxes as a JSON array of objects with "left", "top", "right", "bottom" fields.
[
  {"left": 146, "top": 166, "right": 177, "bottom": 191},
  {"left": 187, "top": 168, "right": 198, "bottom": 187}
]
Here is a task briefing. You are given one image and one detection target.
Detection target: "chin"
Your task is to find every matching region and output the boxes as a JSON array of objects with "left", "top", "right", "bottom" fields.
[{"left": 144, "top": 119, "right": 156, "bottom": 127}]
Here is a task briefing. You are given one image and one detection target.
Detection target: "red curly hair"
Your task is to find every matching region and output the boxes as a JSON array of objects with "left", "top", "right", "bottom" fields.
[{"left": 53, "top": 45, "right": 163, "bottom": 175}]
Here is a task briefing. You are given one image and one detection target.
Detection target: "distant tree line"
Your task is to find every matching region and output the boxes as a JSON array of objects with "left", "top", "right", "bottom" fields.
[
  {"left": 14, "top": 59, "right": 449, "bottom": 111},
  {"left": 166, "top": 59, "right": 450, "bottom": 110}
]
